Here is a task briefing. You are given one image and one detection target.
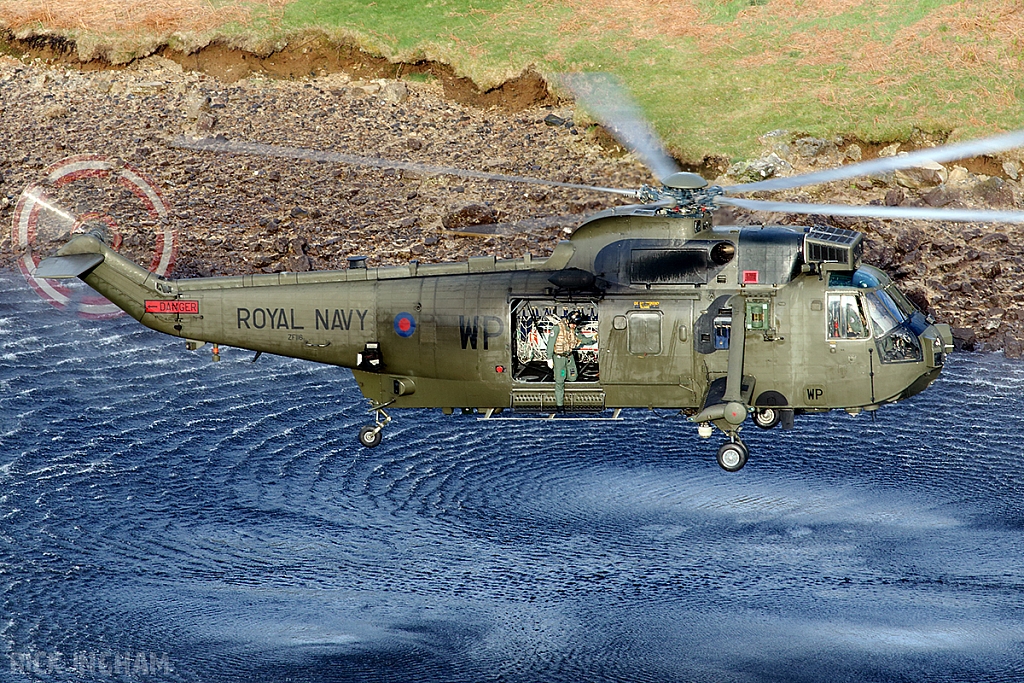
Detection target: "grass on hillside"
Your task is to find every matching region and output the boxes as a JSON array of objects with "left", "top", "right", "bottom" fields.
[
  {"left": 0, "top": 0, "right": 288, "bottom": 33},
  {"left": 3, "top": 0, "right": 1024, "bottom": 160}
]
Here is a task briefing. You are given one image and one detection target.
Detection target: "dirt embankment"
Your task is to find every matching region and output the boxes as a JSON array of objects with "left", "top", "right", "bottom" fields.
[{"left": 2, "top": 35, "right": 1023, "bottom": 356}]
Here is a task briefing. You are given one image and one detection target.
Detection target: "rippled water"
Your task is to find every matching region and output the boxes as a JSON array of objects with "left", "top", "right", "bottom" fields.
[{"left": 2, "top": 272, "right": 1023, "bottom": 682}]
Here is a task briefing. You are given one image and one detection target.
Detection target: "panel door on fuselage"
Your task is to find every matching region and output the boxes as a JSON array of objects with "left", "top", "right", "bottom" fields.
[
  {"left": 599, "top": 297, "right": 697, "bottom": 407},
  {"left": 817, "top": 289, "right": 875, "bottom": 407}
]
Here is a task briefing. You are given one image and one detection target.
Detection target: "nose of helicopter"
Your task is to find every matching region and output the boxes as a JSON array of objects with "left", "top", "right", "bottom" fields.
[
  {"left": 902, "top": 322, "right": 955, "bottom": 399},
  {"left": 923, "top": 322, "right": 955, "bottom": 367}
]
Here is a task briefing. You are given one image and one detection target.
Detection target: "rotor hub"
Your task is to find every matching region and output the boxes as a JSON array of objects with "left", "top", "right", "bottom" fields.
[{"left": 637, "top": 182, "right": 724, "bottom": 213}]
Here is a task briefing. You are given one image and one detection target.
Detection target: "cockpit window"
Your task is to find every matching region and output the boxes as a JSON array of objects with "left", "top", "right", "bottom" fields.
[
  {"left": 865, "top": 290, "right": 903, "bottom": 336},
  {"left": 865, "top": 289, "right": 921, "bottom": 362},
  {"left": 827, "top": 293, "right": 870, "bottom": 339},
  {"left": 885, "top": 285, "right": 918, "bottom": 319}
]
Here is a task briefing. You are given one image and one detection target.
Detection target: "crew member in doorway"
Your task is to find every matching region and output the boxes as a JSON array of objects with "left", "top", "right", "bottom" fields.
[{"left": 546, "top": 311, "right": 597, "bottom": 412}]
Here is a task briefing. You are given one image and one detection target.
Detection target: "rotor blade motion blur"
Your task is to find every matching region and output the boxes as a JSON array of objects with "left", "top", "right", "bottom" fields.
[
  {"left": 440, "top": 214, "right": 580, "bottom": 238},
  {"left": 731, "top": 128, "right": 1024, "bottom": 194},
  {"left": 170, "top": 136, "right": 636, "bottom": 197},
  {"left": 559, "top": 73, "right": 680, "bottom": 184},
  {"left": 718, "top": 196, "right": 1024, "bottom": 224}
]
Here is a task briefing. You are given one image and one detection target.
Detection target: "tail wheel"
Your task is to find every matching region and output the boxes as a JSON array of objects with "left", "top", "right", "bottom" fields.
[
  {"left": 716, "top": 441, "right": 748, "bottom": 472},
  {"left": 753, "top": 407, "right": 782, "bottom": 430},
  {"left": 358, "top": 425, "right": 383, "bottom": 448}
]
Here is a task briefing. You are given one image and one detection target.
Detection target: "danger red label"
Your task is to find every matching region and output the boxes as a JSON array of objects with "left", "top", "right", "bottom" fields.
[{"left": 145, "top": 300, "right": 199, "bottom": 315}]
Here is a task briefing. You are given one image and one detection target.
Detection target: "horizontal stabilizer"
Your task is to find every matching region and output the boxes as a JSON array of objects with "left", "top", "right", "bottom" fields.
[{"left": 33, "top": 253, "right": 105, "bottom": 279}]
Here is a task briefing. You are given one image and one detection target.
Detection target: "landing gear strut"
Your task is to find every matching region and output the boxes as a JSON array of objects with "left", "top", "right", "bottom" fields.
[
  {"left": 358, "top": 401, "right": 394, "bottom": 448},
  {"left": 716, "top": 437, "right": 749, "bottom": 472}
]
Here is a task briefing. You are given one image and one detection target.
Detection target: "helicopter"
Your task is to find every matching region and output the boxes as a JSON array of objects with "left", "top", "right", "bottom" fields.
[{"left": 26, "top": 73, "right": 1024, "bottom": 471}]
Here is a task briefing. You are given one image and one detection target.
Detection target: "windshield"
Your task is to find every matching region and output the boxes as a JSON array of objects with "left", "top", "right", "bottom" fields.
[
  {"left": 885, "top": 284, "right": 918, "bottom": 318},
  {"left": 865, "top": 290, "right": 904, "bottom": 337},
  {"left": 864, "top": 288, "right": 922, "bottom": 363}
]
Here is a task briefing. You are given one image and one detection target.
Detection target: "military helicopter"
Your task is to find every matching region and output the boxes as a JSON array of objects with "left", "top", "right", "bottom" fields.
[{"left": 27, "top": 73, "right": 1024, "bottom": 471}]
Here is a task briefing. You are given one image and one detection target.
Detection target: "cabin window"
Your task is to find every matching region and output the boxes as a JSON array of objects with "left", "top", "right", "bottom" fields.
[{"left": 826, "top": 293, "right": 870, "bottom": 340}]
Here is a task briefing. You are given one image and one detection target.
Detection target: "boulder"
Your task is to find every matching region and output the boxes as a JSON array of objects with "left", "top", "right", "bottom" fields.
[
  {"left": 884, "top": 187, "right": 905, "bottom": 206},
  {"left": 894, "top": 158, "right": 947, "bottom": 189},
  {"left": 945, "top": 165, "right": 976, "bottom": 187},
  {"left": 922, "top": 185, "right": 963, "bottom": 207},
  {"left": 794, "top": 136, "right": 836, "bottom": 159},
  {"left": 350, "top": 81, "right": 381, "bottom": 96},
  {"left": 1005, "top": 333, "right": 1023, "bottom": 359},
  {"left": 974, "top": 176, "right": 1015, "bottom": 208},
  {"left": 951, "top": 327, "right": 977, "bottom": 352},
  {"left": 976, "top": 232, "right": 1009, "bottom": 248},
  {"left": 379, "top": 80, "right": 409, "bottom": 104},
  {"left": 282, "top": 237, "right": 310, "bottom": 272},
  {"left": 184, "top": 90, "right": 211, "bottom": 120},
  {"left": 902, "top": 286, "right": 931, "bottom": 314},
  {"left": 896, "top": 225, "right": 926, "bottom": 253},
  {"left": 442, "top": 202, "right": 496, "bottom": 230},
  {"left": 877, "top": 143, "right": 901, "bottom": 157},
  {"left": 726, "top": 153, "right": 792, "bottom": 182}
]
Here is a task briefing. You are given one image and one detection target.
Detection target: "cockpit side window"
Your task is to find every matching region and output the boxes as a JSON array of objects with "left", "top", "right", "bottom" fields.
[{"left": 826, "top": 293, "right": 870, "bottom": 340}]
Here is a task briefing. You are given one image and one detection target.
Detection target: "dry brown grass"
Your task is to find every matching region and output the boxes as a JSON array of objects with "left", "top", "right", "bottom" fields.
[
  {"left": 567, "top": 0, "right": 1024, "bottom": 100},
  {"left": 562, "top": 0, "right": 717, "bottom": 41},
  {"left": 0, "top": 0, "right": 291, "bottom": 34},
  {"left": 848, "top": 0, "right": 1012, "bottom": 77},
  {"left": 562, "top": 0, "right": 874, "bottom": 42}
]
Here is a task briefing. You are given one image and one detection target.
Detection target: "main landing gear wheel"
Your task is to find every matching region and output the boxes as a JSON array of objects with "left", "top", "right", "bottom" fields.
[
  {"left": 359, "top": 425, "right": 383, "bottom": 448},
  {"left": 753, "top": 407, "right": 782, "bottom": 430},
  {"left": 716, "top": 440, "right": 749, "bottom": 472},
  {"left": 358, "top": 401, "right": 393, "bottom": 448}
]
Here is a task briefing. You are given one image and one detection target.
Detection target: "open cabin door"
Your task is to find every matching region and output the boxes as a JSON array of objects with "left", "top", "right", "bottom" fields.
[{"left": 509, "top": 299, "right": 604, "bottom": 412}]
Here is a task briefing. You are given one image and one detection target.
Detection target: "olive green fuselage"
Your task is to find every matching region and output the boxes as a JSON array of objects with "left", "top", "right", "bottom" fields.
[{"left": 56, "top": 208, "right": 952, "bottom": 418}]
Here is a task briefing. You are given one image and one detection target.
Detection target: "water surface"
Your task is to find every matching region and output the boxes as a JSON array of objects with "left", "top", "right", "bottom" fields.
[{"left": 2, "top": 274, "right": 1022, "bottom": 682}]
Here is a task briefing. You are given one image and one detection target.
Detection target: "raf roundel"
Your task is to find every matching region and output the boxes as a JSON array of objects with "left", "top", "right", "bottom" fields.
[{"left": 393, "top": 312, "right": 416, "bottom": 338}]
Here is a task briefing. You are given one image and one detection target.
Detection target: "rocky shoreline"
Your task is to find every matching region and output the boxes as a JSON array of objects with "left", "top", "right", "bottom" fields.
[{"left": 2, "top": 53, "right": 1023, "bottom": 356}]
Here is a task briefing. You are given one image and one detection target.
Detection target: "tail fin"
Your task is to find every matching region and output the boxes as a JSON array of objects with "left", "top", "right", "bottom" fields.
[
  {"left": 33, "top": 231, "right": 167, "bottom": 321},
  {"left": 33, "top": 253, "right": 105, "bottom": 278}
]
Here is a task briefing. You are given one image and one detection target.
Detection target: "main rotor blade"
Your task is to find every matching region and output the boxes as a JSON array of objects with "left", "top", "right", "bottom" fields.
[
  {"left": 718, "top": 195, "right": 1024, "bottom": 224},
  {"left": 441, "top": 213, "right": 580, "bottom": 237},
  {"left": 728, "top": 128, "right": 1024, "bottom": 194},
  {"left": 558, "top": 73, "right": 680, "bottom": 184},
  {"left": 170, "top": 136, "right": 636, "bottom": 197}
]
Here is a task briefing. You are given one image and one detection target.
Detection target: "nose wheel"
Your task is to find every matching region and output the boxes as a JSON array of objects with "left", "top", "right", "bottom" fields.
[{"left": 716, "top": 438, "right": 749, "bottom": 472}]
